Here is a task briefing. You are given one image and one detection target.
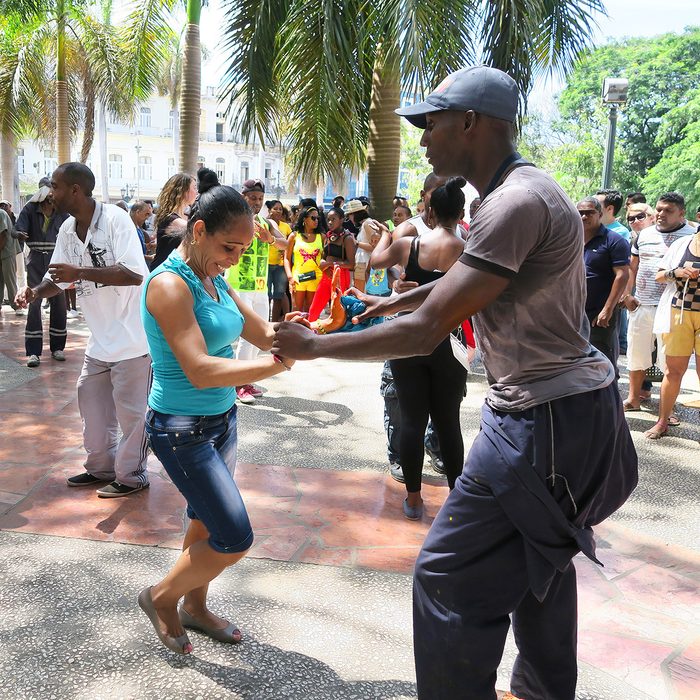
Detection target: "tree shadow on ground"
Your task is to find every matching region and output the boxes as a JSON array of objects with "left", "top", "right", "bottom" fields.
[{"left": 237, "top": 395, "right": 354, "bottom": 429}]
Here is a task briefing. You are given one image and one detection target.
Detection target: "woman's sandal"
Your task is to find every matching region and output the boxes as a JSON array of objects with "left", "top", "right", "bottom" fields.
[
  {"left": 644, "top": 424, "right": 668, "bottom": 440},
  {"left": 667, "top": 414, "right": 681, "bottom": 427},
  {"left": 623, "top": 401, "right": 641, "bottom": 412},
  {"left": 138, "top": 587, "right": 193, "bottom": 654},
  {"left": 179, "top": 607, "right": 242, "bottom": 644}
]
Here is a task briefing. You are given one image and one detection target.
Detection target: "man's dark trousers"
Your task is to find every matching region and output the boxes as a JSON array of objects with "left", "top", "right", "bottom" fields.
[
  {"left": 24, "top": 250, "right": 66, "bottom": 357},
  {"left": 412, "top": 384, "right": 637, "bottom": 699}
]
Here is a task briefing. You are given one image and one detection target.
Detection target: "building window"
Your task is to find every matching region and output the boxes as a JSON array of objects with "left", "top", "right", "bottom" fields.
[
  {"left": 215, "top": 157, "right": 225, "bottom": 182},
  {"left": 139, "top": 107, "right": 151, "bottom": 128},
  {"left": 264, "top": 161, "right": 272, "bottom": 181},
  {"left": 240, "top": 161, "right": 249, "bottom": 183},
  {"left": 216, "top": 122, "right": 224, "bottom": 142},
  {"left": 108, "top": 154, "right": 122, "bottom": 180},
  {"left": 169, "top": 110, "right": 176, "bottom": 132},
  {"left": 17, "top": 147, "right": 25, "bottom": 175},
  {"left": 197, "top": 155, "right": 205, "bottom": 169},
  {"left": 43, "top": 150, "right": 57, "bottom": 176},
  {"left": 167, "top": 157, "right": 176, "bottom": 178},
  {"left": 138, "top": 155, "right": 152, "bottom": 181}
]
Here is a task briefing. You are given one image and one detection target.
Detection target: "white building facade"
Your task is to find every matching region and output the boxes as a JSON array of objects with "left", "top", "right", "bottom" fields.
[{"left": 16, "top": 87, "right": 286, "bottom": 203}]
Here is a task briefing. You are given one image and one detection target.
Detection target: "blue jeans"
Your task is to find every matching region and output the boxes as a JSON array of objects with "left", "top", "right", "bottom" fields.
[{"left": 145, "top": 406, "right": 254, "bottom": 554}]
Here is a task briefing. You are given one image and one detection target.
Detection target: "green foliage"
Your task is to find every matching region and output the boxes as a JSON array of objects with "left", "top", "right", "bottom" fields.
[
  {"left": 552, "top": 27, "right": 700, "bottom": 198},
  {"left": 643, "top": 90, "right": 700, "bottom": 212},
  {"left": 219, "top": 0, "right": 605, "bottom": 185},
  {"left": 399, "top": 120, "right": 427, "bottom": 205}
]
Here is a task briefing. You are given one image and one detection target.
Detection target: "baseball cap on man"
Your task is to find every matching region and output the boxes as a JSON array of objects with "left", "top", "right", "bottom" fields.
[
  {"left": 396, "top": 65, "right": 519, "bottom": 129},
  {"left": 242, "top": 178, "right": 265, "bottom": 194}
]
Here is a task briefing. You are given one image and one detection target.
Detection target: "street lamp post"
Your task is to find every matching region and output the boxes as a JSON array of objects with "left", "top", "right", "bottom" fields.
[
  {"left": 120, "top": 184, "right": 136, "bottom": 202},
  {"left": 601, "top": 77, "right": 629, "bottom": 189},
  {"left": 275, "top": 169, "right": 282, "bottom": 200}
]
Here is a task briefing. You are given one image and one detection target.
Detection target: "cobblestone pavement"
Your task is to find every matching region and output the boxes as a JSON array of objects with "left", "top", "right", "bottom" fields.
[{"left": 0, "top": 310, "right": 698, "bottom": 699}]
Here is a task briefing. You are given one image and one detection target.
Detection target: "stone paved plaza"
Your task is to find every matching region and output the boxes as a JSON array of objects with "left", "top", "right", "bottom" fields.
[{"left": 0, "top": 310, "right": 698, "bottom": 699}]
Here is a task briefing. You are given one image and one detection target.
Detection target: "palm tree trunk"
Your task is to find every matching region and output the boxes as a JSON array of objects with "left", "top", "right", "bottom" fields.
[
  {"left": 366, "top": 46, "right": 401, "bottom": 223},
  {"left": 0, "top": 132, "right": 18, "bottom": 206},
  {"left": 97, "top": 101, "right": 109, "bottom": 201},
  {"left": 80, "top": 83, "right": 95, "bottom": 164},
  {"left": 172, "top": 106, "right": 180, "bottom": 161},
  {"left": 179, "top": 0, "right": 202, "bottom": 175},
  {"left": 56, "top": 0, "right": 71, "bottom": 164}
]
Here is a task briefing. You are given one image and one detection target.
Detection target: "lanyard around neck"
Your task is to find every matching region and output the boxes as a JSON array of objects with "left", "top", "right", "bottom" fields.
[{"left": 482, "top": 152, "right": 531, "bottom": 200}]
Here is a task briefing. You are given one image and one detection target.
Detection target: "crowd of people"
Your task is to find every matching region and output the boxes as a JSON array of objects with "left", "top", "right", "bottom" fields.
[{"left": 0, "top": 61, "right": 698, "bottom": 700}]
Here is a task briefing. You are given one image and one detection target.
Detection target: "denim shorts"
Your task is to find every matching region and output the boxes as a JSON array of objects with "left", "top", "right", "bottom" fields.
[{"left": 145, "top": 406, "right": 254, "bottom": 554}]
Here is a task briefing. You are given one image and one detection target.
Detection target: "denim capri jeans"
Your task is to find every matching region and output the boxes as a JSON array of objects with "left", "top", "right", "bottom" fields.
[{"left": 145, "top": 406, "right": 254, "bottom": 554}]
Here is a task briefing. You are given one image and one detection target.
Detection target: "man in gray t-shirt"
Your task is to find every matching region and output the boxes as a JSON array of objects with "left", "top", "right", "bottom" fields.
[
  {"left": 273, "top": 66, "right": 638, "bottom": 700},
  {"left": 461, "top": 165, "right": 613, "bottom": 410}
]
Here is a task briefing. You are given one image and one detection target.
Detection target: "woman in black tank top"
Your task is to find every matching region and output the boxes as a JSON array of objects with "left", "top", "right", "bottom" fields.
[{"left": 369, "top": 178, "right": 469, "bottom": 520}]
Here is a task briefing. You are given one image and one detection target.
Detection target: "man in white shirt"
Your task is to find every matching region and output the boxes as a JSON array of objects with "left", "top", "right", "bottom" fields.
[
  {"left": 15, "top": 163, "right": 151, "bottom": 498},
  {"left": 621, "top": 191, "right": 695, "bottom": 412}
]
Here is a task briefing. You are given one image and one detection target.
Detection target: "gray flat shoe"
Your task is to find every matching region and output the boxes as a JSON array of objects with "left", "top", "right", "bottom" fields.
[
  {"left": 138, "top": 587, "right": 192, "bottom": 654},
  {"left": 403, "top": 498, "right": 424, "bottom": 520},
  {"left": 179, "top": 607, "right": 242, "bottom": 644}
]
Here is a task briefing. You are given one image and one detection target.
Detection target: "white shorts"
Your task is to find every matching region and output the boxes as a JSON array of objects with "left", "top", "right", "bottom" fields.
[{"left": 626, "top": 304, "right": 666, "bottom": 371}]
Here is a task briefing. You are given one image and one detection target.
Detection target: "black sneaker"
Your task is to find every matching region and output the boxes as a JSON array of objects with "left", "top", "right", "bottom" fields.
[
  {"left": 389, "top": 462, "right": 405, "bottom": 483},
  {"left": 66, "top": 472, "right": 109, "bottom": 487},
  {"left": 96, "top": 481, "right": 150, "bottom": 498},
  {"left": 425, "top": 447, "right": 446, "bottom": 475}
]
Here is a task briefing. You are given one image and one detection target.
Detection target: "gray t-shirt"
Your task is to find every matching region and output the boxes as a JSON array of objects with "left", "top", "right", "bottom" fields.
[
  {"left": 460, "top": 165, "right": 613, "bottom": 411},
  {"left": 631, "top": 222, "right": 695, "bottom": 306}
]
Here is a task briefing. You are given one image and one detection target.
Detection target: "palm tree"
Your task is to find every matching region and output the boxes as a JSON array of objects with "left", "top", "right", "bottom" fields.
[
  {"left": 0, "top": 0, "right": 174, "bottom": 198},
  {"left": 178, "top": 0, "right": 203, "bottom": 174},
  {"left": 220, "top": 0, "right": 605, "bottom": 220}
]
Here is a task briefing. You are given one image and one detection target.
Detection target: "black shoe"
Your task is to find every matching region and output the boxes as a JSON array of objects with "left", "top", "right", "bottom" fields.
[
  {"left": 425, "top": 447, "right": 446, "bottom": 475},
  {"left": 66, "top": 472, "right": 109, "bottom": 487},
  {"left": 389, "top": 462, "right": 405, "bottom": 483},
  {"left": 96, "top": 481, "right": 150, "bottom": 498}
]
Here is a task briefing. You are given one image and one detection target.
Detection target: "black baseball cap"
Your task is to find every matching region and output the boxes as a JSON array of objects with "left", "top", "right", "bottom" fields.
[{"left": 396, "top": 65, "right": 519, "bottom": 129}]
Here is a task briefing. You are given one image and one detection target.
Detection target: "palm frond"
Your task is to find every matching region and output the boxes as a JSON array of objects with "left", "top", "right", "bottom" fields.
[
  {"left": 533, "top": 0, "right": 604, "bottom": 76},
  {"left": 479, "top": 0, "right": 545, "bottom": 114},
  {"left": 276, "top": 0, "right": 371, "bottom": 182},
  {"left": 218, "top": 0, "right": 291, "bottom": 146},
  {"left": 67, "top": 8, "right": 126, "bottom": 116},
  {"left": 0, "top": 0, "right": 48, "bottom": 23},
  {"left": 388, "top": 0, "right": 478, "bottom": 99},
  {"left": 118, "top": 0, "right": 178, "bottom": 103},
  {"left": 0, "top": 21, "right": 54, "bottom": 140}
]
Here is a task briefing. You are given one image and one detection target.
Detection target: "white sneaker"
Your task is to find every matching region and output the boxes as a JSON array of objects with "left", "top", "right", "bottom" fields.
[
  {"left": 27, "top": 355, "right": 40, "bottom": 367},
  {"left": 52, "top": 350, "right": 66, "bottom": 361},
  {"left": 14, "top": 308, "right": 24, "bottom": 316},
  {"left": 67, "top": 309, "right": 79, "bottom": 318}
]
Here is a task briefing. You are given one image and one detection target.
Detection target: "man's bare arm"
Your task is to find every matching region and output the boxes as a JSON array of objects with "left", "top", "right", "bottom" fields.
[{"left": 272, "top": 263, "right": 509, "bottom": 361}]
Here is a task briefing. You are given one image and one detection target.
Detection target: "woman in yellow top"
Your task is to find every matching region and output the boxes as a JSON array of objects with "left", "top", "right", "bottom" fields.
[
  {"left": 284, "top": 206, "right": 323, "bottom": 312},
  {"left": 266, "top": 200, "right": 293, "bottom": 321}
]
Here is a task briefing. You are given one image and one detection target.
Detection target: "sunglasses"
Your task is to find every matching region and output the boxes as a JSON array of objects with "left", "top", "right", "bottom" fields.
[
  {"left": 309, "top": 216, "right": 319, "bottom": 221},
  {"left": 627, "top": 212, "right": 649, "bottom": 223}
]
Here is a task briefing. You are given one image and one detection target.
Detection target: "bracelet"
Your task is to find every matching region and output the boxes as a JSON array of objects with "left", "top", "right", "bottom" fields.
[
  {"left": 665, "top": 269, "right": 676, "bottom": 280},
  {"left": 272, "top": 354, "right": 292, "bottom": 371}
]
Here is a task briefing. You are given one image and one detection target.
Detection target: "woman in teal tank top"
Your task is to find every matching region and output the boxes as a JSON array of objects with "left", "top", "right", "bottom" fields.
[{"left": 138, "top": 169, "right": 295, "bottom": 655}]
